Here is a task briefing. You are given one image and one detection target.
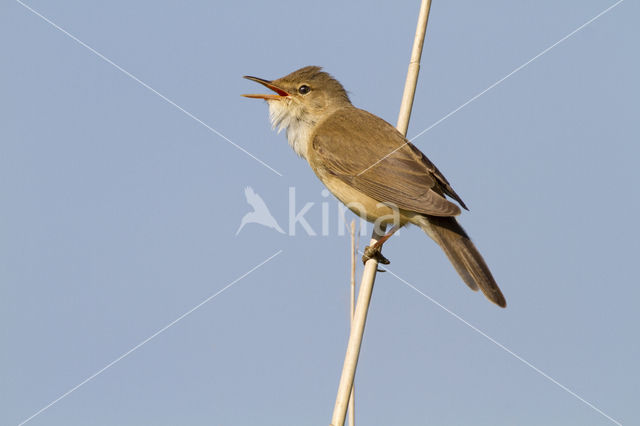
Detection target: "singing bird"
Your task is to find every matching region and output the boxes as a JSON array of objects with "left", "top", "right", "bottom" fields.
[{"left": 243, "top": 66, "right": 506, "bottom": 307}]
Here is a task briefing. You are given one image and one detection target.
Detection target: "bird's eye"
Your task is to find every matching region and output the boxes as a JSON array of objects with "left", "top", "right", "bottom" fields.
[{"left": 298, "top": 84, "right": 311, "bottom": 95}]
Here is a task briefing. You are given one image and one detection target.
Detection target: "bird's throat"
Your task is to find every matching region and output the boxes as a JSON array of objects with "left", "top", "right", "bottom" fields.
[{"left": 267, "top": 100, "right": 316, "bottom": 159}]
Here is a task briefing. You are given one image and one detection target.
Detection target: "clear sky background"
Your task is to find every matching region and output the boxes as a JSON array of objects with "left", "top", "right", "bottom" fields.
[{"left": 2, "top": 1, "right": 638, "bottom": 425}]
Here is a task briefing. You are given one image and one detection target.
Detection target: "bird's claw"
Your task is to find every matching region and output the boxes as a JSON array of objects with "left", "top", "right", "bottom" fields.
[{"left": 362, "top": 245, "right": 390, "bottom": 266}]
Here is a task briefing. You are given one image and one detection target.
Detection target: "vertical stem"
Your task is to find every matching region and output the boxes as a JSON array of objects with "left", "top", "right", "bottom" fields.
[
  {"left": 331, "top": 1, "right": 433, "bottom": 425},
  {"left": 331, "top": 227, "right": 385, "bottom": 426},
  {"left": 397, "top": 0, "right": 432, "bottom": 137},
  {"left": 348, "top": 221, "right": 356, "bottom": 426}
]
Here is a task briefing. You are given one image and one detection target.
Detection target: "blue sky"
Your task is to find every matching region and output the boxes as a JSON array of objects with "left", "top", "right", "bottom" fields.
[{"left": 2, "top": 1, "right": 638, "bottom": 425}]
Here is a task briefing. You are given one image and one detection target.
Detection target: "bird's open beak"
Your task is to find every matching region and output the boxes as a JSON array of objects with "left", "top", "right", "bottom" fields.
[{"left": 242, "top": 76, "right": 289, "bottom": 100}]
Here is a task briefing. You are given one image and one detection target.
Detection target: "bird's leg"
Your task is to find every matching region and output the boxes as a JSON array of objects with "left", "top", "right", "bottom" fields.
[{"left": 362, "top": 225, "right": 400, "bottom": 266}]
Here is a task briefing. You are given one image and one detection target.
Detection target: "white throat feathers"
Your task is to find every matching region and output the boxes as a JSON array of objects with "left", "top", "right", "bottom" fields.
[{"left": 267, "top": 99, "right": 317, "bottom": 159}]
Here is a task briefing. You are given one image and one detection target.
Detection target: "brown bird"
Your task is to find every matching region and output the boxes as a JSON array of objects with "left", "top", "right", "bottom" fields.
[{"left": 243, "top": 66, "right": 506, "bottom": 308}]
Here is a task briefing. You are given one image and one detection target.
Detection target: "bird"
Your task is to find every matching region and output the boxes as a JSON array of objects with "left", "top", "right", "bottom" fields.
[
  {"left": 243, "top": 66, "right": 506, "bottom": 308},
  {"left": 236, "top": 186, "right": 285, "bottom": 235}
]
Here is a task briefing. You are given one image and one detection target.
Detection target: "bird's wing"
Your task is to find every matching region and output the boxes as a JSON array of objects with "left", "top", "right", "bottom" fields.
[{"left": 311, "top": 107, "right": 466, "bottom": 217}]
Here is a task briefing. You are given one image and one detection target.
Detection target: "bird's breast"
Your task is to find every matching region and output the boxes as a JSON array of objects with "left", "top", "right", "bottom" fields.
[{"left": 285, "top": 119, "right": 313, "bottom": 159}]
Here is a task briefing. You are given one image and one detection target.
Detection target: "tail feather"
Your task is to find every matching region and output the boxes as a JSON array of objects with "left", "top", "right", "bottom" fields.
[{"left": 418, "top": 215, "right": 506, "bottom": 308}]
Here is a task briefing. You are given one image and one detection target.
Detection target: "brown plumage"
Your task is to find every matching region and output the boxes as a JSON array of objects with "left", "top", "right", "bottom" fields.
[{"left": 243, "top": 66, "right": 506, "bottom": 308}]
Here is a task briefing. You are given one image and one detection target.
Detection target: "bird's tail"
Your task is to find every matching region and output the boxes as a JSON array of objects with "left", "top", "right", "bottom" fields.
[{"left": 417, "top": 215, "right": 506, "bottom": 308}]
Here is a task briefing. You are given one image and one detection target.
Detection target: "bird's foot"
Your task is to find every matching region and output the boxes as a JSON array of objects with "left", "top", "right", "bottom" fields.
[{"left": 362, "top": 245, "right": 390, "bottom": 267}]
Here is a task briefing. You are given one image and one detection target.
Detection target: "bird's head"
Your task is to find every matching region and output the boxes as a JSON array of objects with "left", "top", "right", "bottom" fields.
[{"left": 242, "top": 66, "right": 351, "bottom": 132}]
